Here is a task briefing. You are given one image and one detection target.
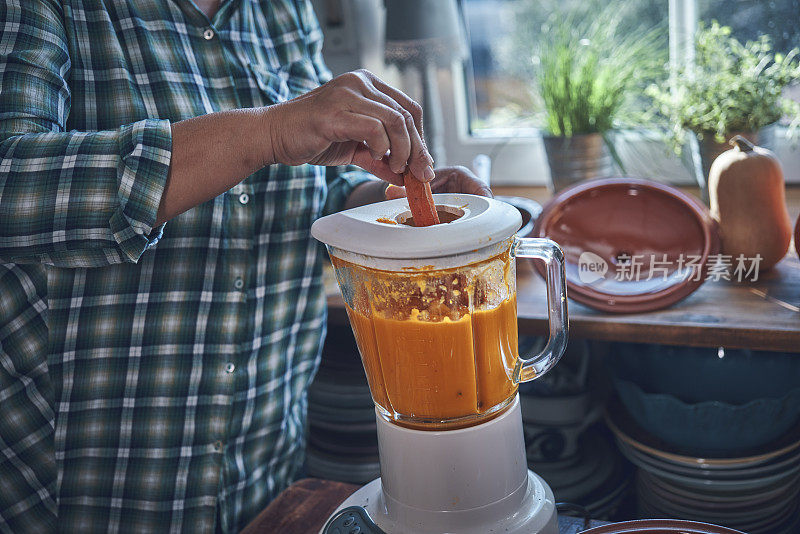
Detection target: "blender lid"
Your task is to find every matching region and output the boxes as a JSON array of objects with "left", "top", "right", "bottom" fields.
[{"left": 311, "top": 193, "right": 521, "bottom": 259}]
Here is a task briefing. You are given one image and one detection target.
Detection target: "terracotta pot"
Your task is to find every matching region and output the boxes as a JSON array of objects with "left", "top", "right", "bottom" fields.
[{"left": 582, "top": 519, "right": 746, "bottom": 534}]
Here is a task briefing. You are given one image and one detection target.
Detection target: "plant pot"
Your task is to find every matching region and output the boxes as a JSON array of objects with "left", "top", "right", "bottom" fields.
[
  {"left": 542, "top": 133, "right": 615, "bottom": 193},
  {"left": 694, "top": 126, "right": 776, "bottom": 203}
]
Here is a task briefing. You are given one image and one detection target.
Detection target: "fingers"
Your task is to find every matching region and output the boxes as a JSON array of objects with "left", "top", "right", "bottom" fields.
[
  {"left": 368, "top": 75, "right": 425, "bottom": 138},
  {"left": 363, "top": 166, "right": 495, "bottom": 200},
  {"left": 330, "top": 111, "right": 391, "bottom": 162},
  {"left": 350, "top": 99, "right": 412, "bottom": 174},
  {"left": 351, "top": 149, "right": 405, "bottom": 186},
  {"left": 429, "top": 166, "right": 494, "bottom": 198},
  {"left": 343, "top": 70, "right": 434, "bottom": 181},
  {"left": 357, "top": 81, "right": 434, "bottom": 182}
]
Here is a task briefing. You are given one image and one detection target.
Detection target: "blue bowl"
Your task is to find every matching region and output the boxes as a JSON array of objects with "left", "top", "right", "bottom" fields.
[
  {"left": 608, "top": 343, "right": 800, "bottom": 405},
  {"left": 608, "top": 343, "right": 800, "bottom": 455},
  {"left": 613, "top": 378, "right": 800, "bottom": 455}
]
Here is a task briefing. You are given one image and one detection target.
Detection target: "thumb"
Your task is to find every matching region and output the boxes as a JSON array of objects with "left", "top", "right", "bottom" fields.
[{"left": 384, "top": 184, "right": 407, "bottom": 200}]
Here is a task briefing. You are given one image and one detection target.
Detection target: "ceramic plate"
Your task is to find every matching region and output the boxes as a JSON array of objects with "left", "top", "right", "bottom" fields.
[
  {"left": 308, "top": 403, "right": 377, "bottom": 424},
  {"left": 305, "top": 445, "right": 380, "bottom": 484},
  {"left": 581, "top": 518, "right": 746, "bottom": 534},
  {"left": 532, "top": 178, "right": 720, "bottom": 313},
  {"left": 308, "top": 417, "right": 377, "bottom": 434},
  {"left": 618, "top": 441, "right": 800, "bottom": 491},
  {"left": 644, "top": 469, "right": 800, "bottom": 505},
  {"left": 583, "top": 461, "right": 633, "bottom": 518},
  {"left": 638, "top": 473, "right": 789, "bottom": 513},
  {"left": 617, "top": 438, "right": 800, "bottom": 481},
  {"left": 637, "top": 472, "right": 798, "bottom": 522},
  {"left": 308, "top": 425, "right": 379, "bottom": 456},
  {"left": 636, "top": 473, "right": 800, "bottom": 534},
  {"left": 605, "top": 399, "right": 800, "bottom": 469},
  {"left": 309, "top": 385, "right": 373, "bottom": 409},
  {"left": 535, "top": 431, "right": 609, "bottom": 496}
]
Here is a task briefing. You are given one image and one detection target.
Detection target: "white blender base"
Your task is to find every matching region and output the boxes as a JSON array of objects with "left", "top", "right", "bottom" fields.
[
  {"left": 328, "top": 470, "right": 557, "bottom": 534},
  {"left": 321, "top": 397, "right": 557, "bottom": 534}
]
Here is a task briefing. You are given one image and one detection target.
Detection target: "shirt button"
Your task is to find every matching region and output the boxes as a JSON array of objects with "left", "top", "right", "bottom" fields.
[
  {"left": 213, "top": 441, "right": 223, "bottom": 452},
  {"left": 225, "top": 362, "right": 236, "bottom": 373},
  {"left": 203, "top": 28, "right": 215, "bottom": 40},
  {"left": 233, "top": 277, "right": 244, "bottom": 290},
  {"left": 238, "top": 193, "right": 250, "bottom": 205}
]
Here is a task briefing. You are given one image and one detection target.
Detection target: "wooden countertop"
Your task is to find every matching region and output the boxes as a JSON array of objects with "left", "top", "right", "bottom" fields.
[{"left": 326, "top": 185, "right": 800, "bottom": 352}]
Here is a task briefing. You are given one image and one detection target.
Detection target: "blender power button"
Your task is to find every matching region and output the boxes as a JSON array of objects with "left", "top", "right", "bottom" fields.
[{"left": 321, "top": 506, "right": 385, "bottom": 534}]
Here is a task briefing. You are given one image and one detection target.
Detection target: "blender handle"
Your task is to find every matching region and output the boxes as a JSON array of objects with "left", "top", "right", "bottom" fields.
[{"left": 511, "top": 237, "right": 569, "bottom": 383}]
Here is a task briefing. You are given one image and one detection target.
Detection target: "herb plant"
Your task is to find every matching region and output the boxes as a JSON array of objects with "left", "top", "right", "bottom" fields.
[
  {"left": 647, "top": 21, "right": 800, "bottom": 145},
  {"left": 536, "top": 12, "right": 664, "bottom": 137}
]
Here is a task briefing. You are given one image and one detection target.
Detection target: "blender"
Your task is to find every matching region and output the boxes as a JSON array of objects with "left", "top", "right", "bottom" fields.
[{"left": 312, "top": 193, "right": 568, "bottom": 533}]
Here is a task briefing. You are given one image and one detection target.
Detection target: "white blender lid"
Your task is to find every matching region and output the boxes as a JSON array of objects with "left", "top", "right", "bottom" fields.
[{"left": 311, "top": 193, "right": 521, "bottom": 261}]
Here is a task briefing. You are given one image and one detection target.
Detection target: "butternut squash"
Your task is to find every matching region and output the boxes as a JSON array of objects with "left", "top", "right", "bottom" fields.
[
  {"left": 709, "top": 136, "right": 791, "bottom": 271},
  {"left": 795, "top": 214, "right": 800, "bottom": 262}
]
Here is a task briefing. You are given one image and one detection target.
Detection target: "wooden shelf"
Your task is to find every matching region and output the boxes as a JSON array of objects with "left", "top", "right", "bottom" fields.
[{"left": 326, "top": 185, "right": 800, "bottom": 352}]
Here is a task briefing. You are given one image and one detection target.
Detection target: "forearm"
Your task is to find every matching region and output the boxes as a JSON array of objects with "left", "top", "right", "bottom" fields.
[{"left": 156, "top": 107, "right": 275, "bottom": 225}]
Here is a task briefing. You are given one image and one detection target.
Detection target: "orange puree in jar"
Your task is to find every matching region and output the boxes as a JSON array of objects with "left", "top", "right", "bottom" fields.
[{"left": 344, "top": 295, "right": 519, "bottom": 427}]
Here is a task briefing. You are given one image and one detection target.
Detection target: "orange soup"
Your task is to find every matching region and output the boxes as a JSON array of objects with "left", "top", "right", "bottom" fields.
[{"left": 345, "top": 295, "right": 519, "bottom": 426}]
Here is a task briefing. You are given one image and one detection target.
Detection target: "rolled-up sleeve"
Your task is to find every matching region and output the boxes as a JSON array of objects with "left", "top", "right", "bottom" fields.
[{"left": 0, "top": 0, "right": 172, "bottom": 268}]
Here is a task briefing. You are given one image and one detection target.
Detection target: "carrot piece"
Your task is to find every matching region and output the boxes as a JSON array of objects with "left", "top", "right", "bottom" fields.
[{"left": 403, "top": 170, "right": 440, "bottom": 227}]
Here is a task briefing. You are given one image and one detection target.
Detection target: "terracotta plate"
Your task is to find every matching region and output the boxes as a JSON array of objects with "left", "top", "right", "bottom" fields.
[
  {"left": 582, "top": 519, "right": 746, "bottom": 534},
  {"left": 532, "top": 178, "right": 720, "bottom": 313}
]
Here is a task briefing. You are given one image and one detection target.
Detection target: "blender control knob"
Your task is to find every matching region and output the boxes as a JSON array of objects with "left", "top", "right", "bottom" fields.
[{"left": 322, "top": 506, "right": 386, "bottom": 534}]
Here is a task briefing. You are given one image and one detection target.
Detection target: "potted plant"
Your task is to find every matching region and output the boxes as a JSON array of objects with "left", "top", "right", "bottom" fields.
[
  {"left": 647, "top": 21, "right": 800, "bottom": 199},
  {"left": 520, "top": 8, "right": 665, "bottom": 192}
]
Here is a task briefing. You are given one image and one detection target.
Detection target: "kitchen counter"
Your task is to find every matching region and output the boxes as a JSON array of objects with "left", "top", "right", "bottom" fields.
[{"left": 325, "top": 185, "right": 800, "bottom": 352}]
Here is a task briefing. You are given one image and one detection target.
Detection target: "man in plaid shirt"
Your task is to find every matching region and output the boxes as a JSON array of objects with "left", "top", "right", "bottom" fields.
[{"left": 0, "top": 0, "right": 490, "bottom": 532}]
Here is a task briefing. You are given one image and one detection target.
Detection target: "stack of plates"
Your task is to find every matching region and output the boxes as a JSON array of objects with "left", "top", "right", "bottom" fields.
[
  {"left": 526, "top": 423, "right": 633, "bottom": 520},
  {"left": 606, "top": 399, "right": 800, "bottom": 534},
  {"left": 305, "top": 329, "right": 381, "bottom": 484}
]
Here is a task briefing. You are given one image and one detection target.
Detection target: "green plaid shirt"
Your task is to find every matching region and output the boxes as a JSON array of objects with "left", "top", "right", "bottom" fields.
[{"left": 0, "top": 1, "right": 372, "bottom": 532}]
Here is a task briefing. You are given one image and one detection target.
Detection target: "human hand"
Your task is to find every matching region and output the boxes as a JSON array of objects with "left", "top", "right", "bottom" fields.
[
  {"left": 384, "top": 166, "right": 493, "bottom": 199},
  {"left": 266, "top": 69, "right": 434, "bottom": 185}
]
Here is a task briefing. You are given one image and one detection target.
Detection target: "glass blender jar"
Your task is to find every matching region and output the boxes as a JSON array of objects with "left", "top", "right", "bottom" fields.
[{"left": 313, "top": 194, "right": 568, "bottom": 430}]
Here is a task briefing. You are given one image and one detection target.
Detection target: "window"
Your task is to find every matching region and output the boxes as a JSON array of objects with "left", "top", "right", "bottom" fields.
[
  {"left": 450, "top": 0, "right": 800, "bottom": 185},
  {"left": 462, "top": 0, "right": 668, "bottom": 135}
]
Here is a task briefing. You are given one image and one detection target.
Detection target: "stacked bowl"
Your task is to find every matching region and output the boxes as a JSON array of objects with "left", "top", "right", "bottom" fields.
[
  {"left": 305, "top": 327, "right": 381, "bottom": 484},
  {"left": 606, "top": 400, "right": 800, "bottom": 533},
  {"left": 606, "top": 344, "right": 800, "bottom": 532}
]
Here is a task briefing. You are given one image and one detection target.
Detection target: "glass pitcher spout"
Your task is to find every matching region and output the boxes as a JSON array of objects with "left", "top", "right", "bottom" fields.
[{"left": 511, "top": 237, "right": 569, "bottom": 383}]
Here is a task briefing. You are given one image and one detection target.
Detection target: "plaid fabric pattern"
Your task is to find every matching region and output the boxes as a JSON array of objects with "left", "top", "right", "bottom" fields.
[{"left": 0, "top": 1, "right": 373, "bottom": 532}]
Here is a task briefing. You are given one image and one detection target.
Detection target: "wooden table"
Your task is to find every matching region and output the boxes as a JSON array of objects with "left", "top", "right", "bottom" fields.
[
  {"left": 326, "top": 186, "right": 800, "bottom": 352},
  {"left": 242, "top": 478, "right": 607, "bottom": 534}
]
